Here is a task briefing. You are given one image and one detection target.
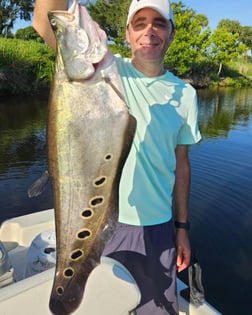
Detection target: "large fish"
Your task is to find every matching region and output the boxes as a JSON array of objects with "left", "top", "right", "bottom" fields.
[{"left": 47, "top": 1, "right": 136, "bottom": 314}]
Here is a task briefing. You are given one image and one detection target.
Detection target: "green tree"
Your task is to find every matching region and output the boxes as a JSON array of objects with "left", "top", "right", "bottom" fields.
[
  {"left": 0, "top": 0, "right": 33, "bottom": 37},
  {"left": 15, "top": 26, "right": 43, "bottom": 42},
  {"left": 166, "top": 1, "right": 211, "bottom": 76},
  {"left": 217, "top": 19, "right": 252, "bottom": 52},
  {"left": 216, "top": 19, "right": 251, "bottom": 62},
  {"left": 240, "top": 26, "right": 252, "bottom": 54},
  {"left": 217, "top": 19, "right": 242, "bottom": 34},
  {"left": 88, "top": 0, "right": 131, "bottom": 46},
  {"left": 208, "top": 24, "right": 248, "bottom": 76}
]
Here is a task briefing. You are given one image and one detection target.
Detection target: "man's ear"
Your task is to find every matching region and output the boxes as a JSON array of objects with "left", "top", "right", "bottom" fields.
[
  {"left": 126, "top": 27, "right": 130, "bottom": 44},
  {"left": 168, "top": 31, "right": 175, "bottom": 46}
]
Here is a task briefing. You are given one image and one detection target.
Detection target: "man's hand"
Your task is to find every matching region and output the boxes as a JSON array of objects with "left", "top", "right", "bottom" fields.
[
  {"left": 176, "top": 229, "right": 191, "bottom": 272},
  {"left": 33, "top": 0, "right": 69, "bottom": 50}
]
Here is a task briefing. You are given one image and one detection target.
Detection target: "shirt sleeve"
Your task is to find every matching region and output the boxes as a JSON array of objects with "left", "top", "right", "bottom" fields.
[{"left": 177, "top": 87, "right": 202, "bottom": 145}]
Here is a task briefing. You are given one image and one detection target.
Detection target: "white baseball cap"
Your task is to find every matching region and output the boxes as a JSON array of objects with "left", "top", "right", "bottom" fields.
[{"left": 126, "top": 0, "right": 175, "bottom": 27}]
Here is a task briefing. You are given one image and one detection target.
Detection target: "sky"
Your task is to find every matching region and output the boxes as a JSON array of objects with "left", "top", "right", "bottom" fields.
[
  {"left": 173, "top": 0, "right": 252, "bottom": 29},
  {"left": 13, "top": 0, "right": 252, "bottom": 33}
]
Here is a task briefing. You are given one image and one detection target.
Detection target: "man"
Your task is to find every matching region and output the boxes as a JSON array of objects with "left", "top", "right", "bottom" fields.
[{"left": 33, "top": 0, "right": 201, "bottom": 314}]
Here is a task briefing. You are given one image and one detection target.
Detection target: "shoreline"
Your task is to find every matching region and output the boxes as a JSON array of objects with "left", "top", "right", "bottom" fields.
[{"left": 1, "top": 74, "right": 251, "bottom": 97}]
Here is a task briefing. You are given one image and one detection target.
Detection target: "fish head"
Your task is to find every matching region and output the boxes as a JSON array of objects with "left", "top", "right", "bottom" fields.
[{"left": 48, "top": 0, "right": 108, "bottom": 80}]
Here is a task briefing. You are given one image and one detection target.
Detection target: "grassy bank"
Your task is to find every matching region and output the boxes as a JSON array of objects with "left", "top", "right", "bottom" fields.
[
  {"left": 0, "top": 38, "right": 55, "bottom": 96},
  {"left": 0, "top": 38, "right": 251, "bottom": 96}
]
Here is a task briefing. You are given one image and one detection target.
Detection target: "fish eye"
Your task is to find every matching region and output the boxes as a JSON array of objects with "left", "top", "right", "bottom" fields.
[{"left": 50, "top": 18, "right": 57, "bottom": 27}]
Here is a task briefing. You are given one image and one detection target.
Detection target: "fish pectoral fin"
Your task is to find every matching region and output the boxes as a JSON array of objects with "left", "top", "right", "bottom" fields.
[{"left": 28, "top": 170, "right": 50, "bottom": 198}]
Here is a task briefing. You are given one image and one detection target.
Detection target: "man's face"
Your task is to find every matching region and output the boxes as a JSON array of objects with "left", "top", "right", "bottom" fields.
[{"left": 126, "top": 8, "right": 174, "bottom": 64}]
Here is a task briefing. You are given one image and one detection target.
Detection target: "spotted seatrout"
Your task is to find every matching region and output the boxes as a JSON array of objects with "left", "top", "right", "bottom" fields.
[{"left": 47, "top": 1, "right": 136, "bottom": 314}]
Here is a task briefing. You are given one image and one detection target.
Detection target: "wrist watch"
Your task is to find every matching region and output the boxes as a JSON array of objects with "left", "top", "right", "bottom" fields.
[{"left": 174, "top": 221, "right": 190, "bottom": 231}]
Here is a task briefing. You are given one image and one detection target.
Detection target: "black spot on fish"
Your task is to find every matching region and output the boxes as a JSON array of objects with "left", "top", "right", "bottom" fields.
[
  {"left": 64, "top": 268, "right": 75, "bottom": 278},
  {"left": 93, "top": 176, "right": 106, "bottom": 187},
  {"left": 89, "top": 196, "right": 104, "bottom": 207},
  {"left": 77, "top": 229, "right": 91, "bottom": 240},
  {"left": 56, "top": 286, "right": 64, "bottom": 296},
  {"left": 104, "top": 154, "right": 112, "bottom": 161},
  {"left": 71, "top": 249, "right": 84, "bottom": 260},
  {"left": 81, "top": 208, "right": 93, "bottom": 218}
]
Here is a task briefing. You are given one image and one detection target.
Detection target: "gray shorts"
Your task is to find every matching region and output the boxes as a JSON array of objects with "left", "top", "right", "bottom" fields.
[{"left": 102, "top": 219, "right": 178, "bottom": 315}]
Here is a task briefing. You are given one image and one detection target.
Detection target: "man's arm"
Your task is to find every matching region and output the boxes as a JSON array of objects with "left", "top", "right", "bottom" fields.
[
  {"left": 173, "top": 144, "right": 191, "bottom": 272},
  {"left": 33, "top": 0, "right": 69, "bottom": 50}
]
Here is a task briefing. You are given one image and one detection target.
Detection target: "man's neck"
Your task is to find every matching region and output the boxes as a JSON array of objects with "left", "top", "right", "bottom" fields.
[{"left": 131, "top": 58, "right": 166, "bottom": 78}]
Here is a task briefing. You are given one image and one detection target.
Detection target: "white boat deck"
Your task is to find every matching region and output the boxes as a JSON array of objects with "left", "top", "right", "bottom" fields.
[{"left": 0, "top": 209, "right": 222, "bottom": 315}]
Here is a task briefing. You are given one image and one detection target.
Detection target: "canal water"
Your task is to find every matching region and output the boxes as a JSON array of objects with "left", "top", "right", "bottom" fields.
[{"left": 0, "top": 87, "right": 252, "bottom": 314}]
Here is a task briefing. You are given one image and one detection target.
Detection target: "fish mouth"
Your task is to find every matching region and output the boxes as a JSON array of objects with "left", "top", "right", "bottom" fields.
[
  {"left": 48, "top": 0, "right": 78, "bottom": 26},
  {"left": 48, "top": 0, "right": 108, "bottom": 81}
]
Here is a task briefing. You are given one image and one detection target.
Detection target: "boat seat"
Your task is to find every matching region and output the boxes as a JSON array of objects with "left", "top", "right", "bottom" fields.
[
  {"left": 22, "top": 229, "right": 141, "bottom": 314},
  {"left": 0, "top": 218, "right": 141, "bottom": 315},
  {"left": 77, "top": 256, "right": 141, "bottom": 315},
  {"left": 0, "top": 255, "right": 140, "bottom": 315}
]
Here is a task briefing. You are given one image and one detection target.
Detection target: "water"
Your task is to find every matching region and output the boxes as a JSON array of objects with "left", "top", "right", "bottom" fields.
[
  {"left": 186, "top": 88, "right": 252, "bottom": 315},
  {"left": 0, "top": 93, "right": 53, "bottom": 222},
  {"left": 1, "top": 88, "right": 252, "bottom": 314}
]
